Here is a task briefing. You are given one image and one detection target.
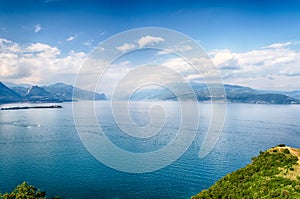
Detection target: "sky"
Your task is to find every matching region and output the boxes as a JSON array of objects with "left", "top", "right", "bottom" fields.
[{"left": 1, "top": 0, "right": 300, "bottom": 91}]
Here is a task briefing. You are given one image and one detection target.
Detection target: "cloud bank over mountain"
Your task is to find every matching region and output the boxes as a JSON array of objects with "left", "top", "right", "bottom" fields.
[
  {"left": 0, "top": 38, "right": 86, "bottom": 85},
  {"left": 1, "top": 37, "right": 300, "bottom": 92}
]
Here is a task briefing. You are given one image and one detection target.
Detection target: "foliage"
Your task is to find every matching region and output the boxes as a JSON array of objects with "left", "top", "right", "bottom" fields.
[
  {"left": 278, "top": 144, "right": 286, "bottom": 147},
  {"left": 283, "top": 148, "right": 290, "bottom": 154},
  {"left": 192, "top": 146, "right": 300, "bottom": 199},
  {"left": 0, "top": 182, "right": 59, "bottom": 199}
]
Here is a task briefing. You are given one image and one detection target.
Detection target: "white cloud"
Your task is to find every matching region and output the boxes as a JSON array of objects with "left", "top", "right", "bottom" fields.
[
  {"left": 209, "top": 49, "right": 237, "bottom": 67},
  {"left": 83, "top": 40, "right": 94, "bottom": 47},
  {"left": 210, "top": 42, "right": 300, "bottom": 90},
  {"left": 262, "top": 42, "right": 292, "bottom": 49},
  {"left": 34, "top": 24, "right": 42, "bottom": 33},
  {"left": 0, "top": 38, "right": 86, "bottom": 85},
  {"left": 162, "top": 57, "right": 190, "bottom": 72},
  {"left": 157, "top": 45, "right": 193, "bottom": 55},
  {"left": 116, "top": 43, "right": 135, "bottom": 52},
  {"left": 2, "top": 36, "right": 300, "bottom": 91},
  {"left": 138, "top": 36, "right": 164, "bottom": 47},
  {"left": 66, "top": 35, "right": 76, "bottom": 42},
  {"left": 26, "top": 43, "right": 60, "bottom": 57}
]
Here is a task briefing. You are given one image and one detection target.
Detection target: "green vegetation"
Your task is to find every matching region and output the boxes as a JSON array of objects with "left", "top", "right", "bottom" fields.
[
  {"left": 192, "top": 146, "right": 300, "bottom": 199},
  {"left": 0, "top": 182, "right": 59, "bottom": 199}
]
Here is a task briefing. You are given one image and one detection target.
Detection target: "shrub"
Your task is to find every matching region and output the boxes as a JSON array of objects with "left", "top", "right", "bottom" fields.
[
  {"left": 283, "top": 149, "right": 290, "bottom": 154},
  {"left": 0, "top": 182, "right": 57, "bottom": 199},
  {"left": 281, "top": 189, "right": 290, "bottom": 197},
  {"left": 278, "top": 144, "right": 286, "bottom": 147}
]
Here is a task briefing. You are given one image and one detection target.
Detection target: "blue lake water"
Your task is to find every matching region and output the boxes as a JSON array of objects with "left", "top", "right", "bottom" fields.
[{"left": 0, "top": 101, "right": 300, "bottom": 198}]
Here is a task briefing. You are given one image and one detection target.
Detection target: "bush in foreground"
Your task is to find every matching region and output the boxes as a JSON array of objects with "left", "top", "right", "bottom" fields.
[{"left": 0, "top": 182, "right": 59, "bottom": 199}]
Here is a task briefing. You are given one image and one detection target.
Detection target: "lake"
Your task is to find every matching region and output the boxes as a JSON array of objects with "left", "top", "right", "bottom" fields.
[{"left": 0, "top": 101, "right": 300, "bottom": 198}]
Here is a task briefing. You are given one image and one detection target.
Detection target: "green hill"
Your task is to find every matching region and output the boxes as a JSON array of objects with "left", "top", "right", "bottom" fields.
[{"left": 192, "top": 145, "right": 300, "bottom": 199}]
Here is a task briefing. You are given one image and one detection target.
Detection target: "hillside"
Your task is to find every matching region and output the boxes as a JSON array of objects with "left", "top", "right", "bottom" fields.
[
  {"left": 0, "top": 82, "right": 22, "bottom": 103},
  {"left": 192, "top": 145, "right": 300, "bottom": 199}
]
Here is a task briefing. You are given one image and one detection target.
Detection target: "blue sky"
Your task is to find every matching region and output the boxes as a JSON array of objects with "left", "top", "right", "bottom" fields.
[
  {"left": 1, "top": 0, "right": 300, "bottom": 91},
  {"left": 2, "top": 0, "right": 300, "bottom": 52}
]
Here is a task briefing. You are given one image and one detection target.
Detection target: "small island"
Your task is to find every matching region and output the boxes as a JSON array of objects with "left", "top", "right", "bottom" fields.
[
  {"left": 192, "top": 144, "right": 300, "bottom": 198},
  {"left": 1, "top": 105, "right": 63, "bottom": 111}
]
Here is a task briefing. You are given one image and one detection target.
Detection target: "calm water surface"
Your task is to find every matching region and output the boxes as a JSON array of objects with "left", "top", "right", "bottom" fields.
[{"left": 0, "top": 101, "right": 299, "bottom": 198}]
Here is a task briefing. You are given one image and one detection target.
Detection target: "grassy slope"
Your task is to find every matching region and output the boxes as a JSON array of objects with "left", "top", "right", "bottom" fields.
[{"left": 192, "top": 145, "right": 300, "bottom": 199}]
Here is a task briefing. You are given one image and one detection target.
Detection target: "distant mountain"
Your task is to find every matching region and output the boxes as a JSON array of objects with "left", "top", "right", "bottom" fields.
[
  {"left": 0, "top": 82, "right": 22, "bottom": 103},
  {"left": 1, "top": 82, "right": 106, "bottom": 104},
  {"left": 25, "top": 86, "right": 54, "bottom": 102},
  {"left": 2, "top": 81, "right": 299, "bottom": 104},
  {"left": 43, "top": 83, "right": 106, "bottom": 101},
  {"left": 3, "top": 81, "right": 31, "bottom": 88},
  {"left": 130, "top": 82, "right": 300, "bottom": 104},
  {"left": 43, "top": 83, "right": 73, "bottom": 101},
  {"left": 10, "top": 86, "right": 29, "bottom": 97},
  {"left": 229, "top": 93, "right": 298, "bottom": 104},
  {"left": 258, "top": 89, "right": 300, "bottom": 100},
  {"left": 284, "top": 90, "right": 300, "bottom": 99},
  {"left": 9, "top": 85, "right": 58, "bottom": 102}
]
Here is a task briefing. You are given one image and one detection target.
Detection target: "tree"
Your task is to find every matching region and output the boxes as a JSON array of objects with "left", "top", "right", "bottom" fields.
[{"left": 0, "top": 182, "right": 46, "bottom": 199}]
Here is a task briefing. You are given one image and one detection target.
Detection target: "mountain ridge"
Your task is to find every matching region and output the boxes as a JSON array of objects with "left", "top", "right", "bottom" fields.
[
  {"left": 1, "top": 81, "right": 300, "bottom": 104},
  {"left": 0, "top": 82, "right": 106, "bottom": 103},
  {"left": 131, "top": 82, "right": 300, "bottom": 104}
]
